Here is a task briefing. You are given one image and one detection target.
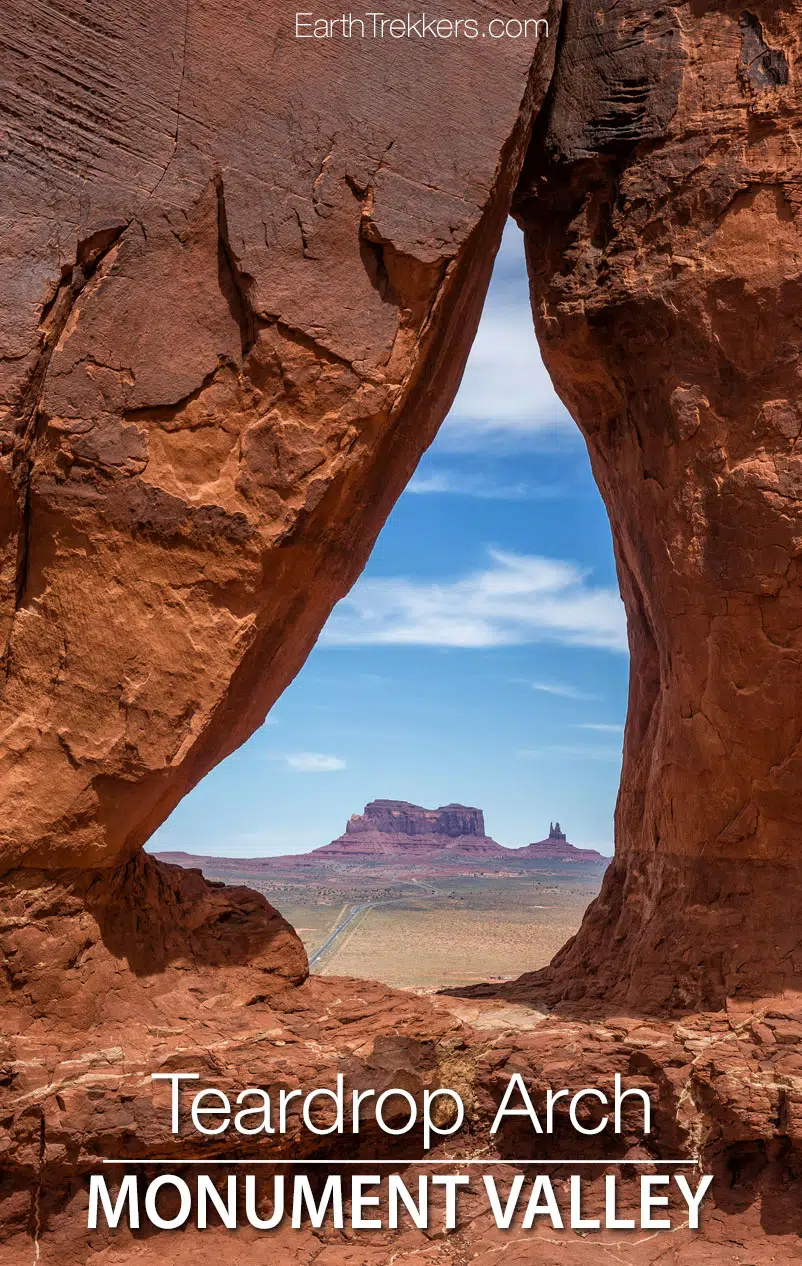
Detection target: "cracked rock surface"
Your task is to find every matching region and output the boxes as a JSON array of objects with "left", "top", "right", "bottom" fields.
[
  {"left": 3, "top": 0, "right": 802, "bottom": 1261},
  {"left": 0, "top": 0, "right": 552, "bottom": 873},
  {"left": 511, "top": 0, "right": 802, "bottom": 1012}
]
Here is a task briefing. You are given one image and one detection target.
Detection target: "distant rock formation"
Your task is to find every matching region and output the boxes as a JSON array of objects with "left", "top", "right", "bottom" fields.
[
  {"left": 515, "top": 823, "right": 609, "bottom": 865},
  {"left": 158, "top": 812, "right": 611, "bottom": 870},
  {"left": 314, "top": 800, "right": 506, "bottom": 857}
]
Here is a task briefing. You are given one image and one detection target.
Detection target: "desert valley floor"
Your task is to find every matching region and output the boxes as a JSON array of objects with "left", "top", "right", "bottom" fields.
[{"left": 186, "top": 862, "right": 604, "bottom": 990}]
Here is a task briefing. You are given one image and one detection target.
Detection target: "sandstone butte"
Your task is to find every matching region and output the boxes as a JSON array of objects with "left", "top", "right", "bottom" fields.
[
  {"left": 515, "top": 821, "right": 608, "bottom": 864},
  {"left": 313, "top": 799, "right": 508, "bottom": 857},
  {"left": 157, "top": 802, "right": 610, "bottom": 866},
  {"left": 1, "top": 1, "right": 802, "bottom": 1262}
]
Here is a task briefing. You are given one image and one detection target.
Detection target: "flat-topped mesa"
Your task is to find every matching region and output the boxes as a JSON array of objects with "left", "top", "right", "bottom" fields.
[
  {"left": 516, "top": 823, "right": 609, "bottom": 865},
  {"left": 315, "top": 800, "right": 506, "bottom": 857},
  {"left": 346, "top": 799, "right": 487, "bottom": 838}
]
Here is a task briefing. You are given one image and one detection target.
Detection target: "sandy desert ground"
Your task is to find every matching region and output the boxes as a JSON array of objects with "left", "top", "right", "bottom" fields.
[{"left": 201, "top": 868, "right": 604, "bottom": 990}]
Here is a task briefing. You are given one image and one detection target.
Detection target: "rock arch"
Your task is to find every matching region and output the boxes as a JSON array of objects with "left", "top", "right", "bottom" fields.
[
  {"left": 2, "top": 2, "right": 802, "bottom": 1254},
  {"left": 3, "top": 0, "right": 802, "bottom": 1006},
  {"left": 4, "top": 0, "right": 800, "bottom": 1013}
]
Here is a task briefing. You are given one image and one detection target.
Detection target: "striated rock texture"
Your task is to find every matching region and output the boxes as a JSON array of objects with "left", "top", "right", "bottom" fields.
[
  {"left": 0, "top": 5, "right": 559, "bottom": 1261},
  {"left": 512, "top": 0, "right": 802, "bottom": 1011},
  {"left": 315, "top": 799, "right": 507, "bottom": 857},
  {"left": 0, "top": 0, "right": 554, "bottom": 876},
  {"left": 5, "top": 0, "right": 802, "bottom": 1260},
  {"left": 515, "top": 822, "right": 608, "bottom": 865}
]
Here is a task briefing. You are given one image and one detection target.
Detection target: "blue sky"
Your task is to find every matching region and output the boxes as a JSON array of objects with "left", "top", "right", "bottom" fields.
[{"left": 151, "top": 222, "right": 628, "bottom": 858}]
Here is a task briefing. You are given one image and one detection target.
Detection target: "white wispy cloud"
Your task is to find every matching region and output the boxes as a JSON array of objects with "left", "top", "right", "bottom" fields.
[
  {"left": 406, "top": 470, "right": 564, "bottom": 501},
  {"left": 441, "top": 312, "right": 573, "bottom": 447},
  {"left": 528, "top": 680, "right": 598, "bottom": 700},
  {"left": 575, "top": 722, "right": 624, "bottom": 734},
  {"left": 438, "top": 222, "right": 575, "bottom": 448},
  {"left": 407, "top": 471, "right": 526, "bottom": 499},
  {"left": 283, "top": 753, "right": 346, "bottom": 773},
  {"left": 322, "top": 549, "right": 627, "bottom": 651},
  {"left": 517, "top": 744, "right": 622, "bottom": 762}
]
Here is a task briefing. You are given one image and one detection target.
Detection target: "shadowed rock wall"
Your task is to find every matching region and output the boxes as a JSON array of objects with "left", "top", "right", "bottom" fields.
[{"left": 515, "top": 0, "right": 802, "bottom": 1009}]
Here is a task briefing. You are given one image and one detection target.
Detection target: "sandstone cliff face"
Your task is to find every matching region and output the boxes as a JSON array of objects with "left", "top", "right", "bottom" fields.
[
  {"left": 0, "top": 0, "right": 554, "bottom": 875},
  {"left": 513, "top": 0, "right": 802, "bottom": 1011},
  {"left": 316, "top": 799, "right": 506, "bottom": 856},
  {"left": 5, "top": 1, "right": 802, "bottom": 1261},
  {"left": 345, "top": 800, "right": 489, "bottom": 840},
  {"left": 0, "top": 6, "right": 559, "bottom": 1259}
]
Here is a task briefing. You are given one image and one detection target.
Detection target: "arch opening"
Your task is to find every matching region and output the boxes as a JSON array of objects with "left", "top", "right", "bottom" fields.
[{"left": 151, "top": 219, "right": 627, "bottom": 994}]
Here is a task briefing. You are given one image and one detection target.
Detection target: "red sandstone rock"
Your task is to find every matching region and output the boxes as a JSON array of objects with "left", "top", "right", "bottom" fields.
[
  {"left": 157, "top": 809, "right": 608, "bottom": 871},
  {"left": 0, "top": 1, "right": 553, "bottom": 875},
  {"left": 0, "top": 864, "right": 471, "bottom": 1263},
  {"left": 512, "top": 0, "right": 802, "bottom": 1012},
  {"left": 514, "top": 822, "right": 608, "bottom": 865},
  {"left": 4, "top": 993, "right": 802, "bottom": 1264},
  {"left": 4, "top": 0, "right": 802, "bottom": 1261},
  {"left": 315, "top": 800, "right": 507, "bottom": 858},
  {"left": 0, "top": 3, "right": 557, "bottom": 1259}
]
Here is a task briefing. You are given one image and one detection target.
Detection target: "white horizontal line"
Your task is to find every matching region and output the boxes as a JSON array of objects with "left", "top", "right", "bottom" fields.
[{"left": 102, "top": 1158, "right": 696, "bottom": 1166}]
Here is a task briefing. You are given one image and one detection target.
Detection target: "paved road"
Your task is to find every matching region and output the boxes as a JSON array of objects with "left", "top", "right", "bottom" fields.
[{"left": 308, "top": 904, "right": 371, "bottom": 969}]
